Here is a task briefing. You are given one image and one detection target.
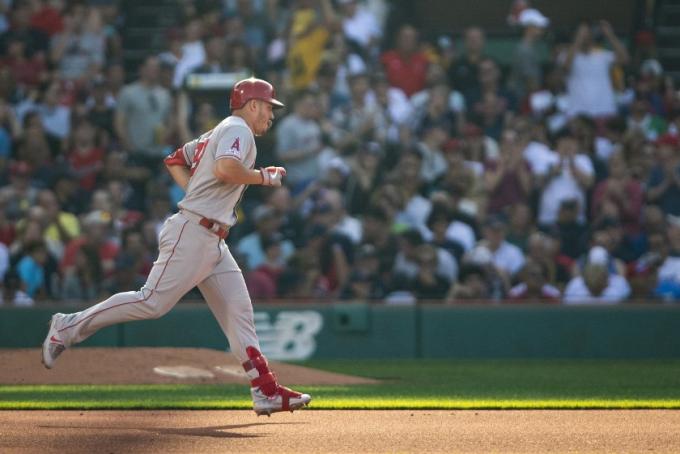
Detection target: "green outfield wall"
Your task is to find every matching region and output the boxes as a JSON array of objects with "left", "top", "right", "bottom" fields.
[{"left": 1, "top": 303, "right": 679, "bottom": 359}]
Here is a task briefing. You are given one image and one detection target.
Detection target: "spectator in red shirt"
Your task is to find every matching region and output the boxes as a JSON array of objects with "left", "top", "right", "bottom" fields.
[
  {"left": 67, "top": 118, "right": 104, "bottom": 192},
  {"left": 591, "top": 150, "right": 643, "bottom": 237},
  {"left": 29, "top": 0, "right": 65, "bottom": 37},
  {"left": 380, "top": 24, "right": 429, "bottom": 97},
  {"left": 484, "top": 128, "right": 532, "bottom": 215},
  {"left": 0, "top": 36, "right": 48, "bottom": 90}
]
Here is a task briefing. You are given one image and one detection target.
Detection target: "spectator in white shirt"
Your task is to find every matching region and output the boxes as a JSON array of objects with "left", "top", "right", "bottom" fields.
[
  {"left": 469, "top": 216, "right": 525, "bottom": 282},
  {"left": 338, "top": 0, "right": 381, "bottom": 54},
  {"left": 562, "top": 20, "right": 629, "bottom": 118},
  {"left": 564, "top": 246, "right": 631, "bottom": 304},
  {"left": 538, "top": 132, "right": 594, "bottom": 226}
]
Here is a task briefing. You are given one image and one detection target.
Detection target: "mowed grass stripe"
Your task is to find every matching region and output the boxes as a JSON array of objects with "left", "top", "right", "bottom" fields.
[{"left": 2, "top": 360, "right": 680, "bottom": 410}]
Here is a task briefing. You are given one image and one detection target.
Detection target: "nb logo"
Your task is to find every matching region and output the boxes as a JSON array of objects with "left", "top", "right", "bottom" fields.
[{"left": 253, "top": 311, "right": 323, "bottom": 360}]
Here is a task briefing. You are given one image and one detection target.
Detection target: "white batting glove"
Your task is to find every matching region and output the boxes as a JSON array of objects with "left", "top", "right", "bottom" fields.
[{"left": 260, "top": 166, "right": 286, "bottom": 187}]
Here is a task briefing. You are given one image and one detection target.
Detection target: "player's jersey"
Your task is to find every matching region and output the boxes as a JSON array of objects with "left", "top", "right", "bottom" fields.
[{"left": 177, "top": 115, "right": 256, "bottom": 226}]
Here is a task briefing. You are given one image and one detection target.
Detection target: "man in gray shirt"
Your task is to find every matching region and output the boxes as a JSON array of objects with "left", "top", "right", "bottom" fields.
[
  {"left": 115, "top": 56, "right": 172, "bottom": 159},
  {"left": 275, "top": 90, "right": 323, "bottom": 189},
  {"left": 508, "top": 9, "right": 549, "bottom": 100}
]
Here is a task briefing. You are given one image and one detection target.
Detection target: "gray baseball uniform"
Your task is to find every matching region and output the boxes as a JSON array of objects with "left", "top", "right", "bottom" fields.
[{"left": 55, "top": 115, "right": 261, "bottom": 363}]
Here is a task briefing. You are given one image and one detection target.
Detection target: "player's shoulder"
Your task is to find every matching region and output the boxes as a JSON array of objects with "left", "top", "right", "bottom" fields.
[{"left": 214, "top": 116, "right": 253, "bottom": 138}]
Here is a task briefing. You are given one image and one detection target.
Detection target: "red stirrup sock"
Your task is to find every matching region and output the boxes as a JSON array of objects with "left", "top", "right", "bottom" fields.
[{"left": 242, "top": 346, "right": 278, "bottom": 396}]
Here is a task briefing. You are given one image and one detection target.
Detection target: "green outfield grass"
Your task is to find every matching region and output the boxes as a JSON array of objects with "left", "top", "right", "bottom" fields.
[{"left": 2, "top": 360, "right": 680, "bottom": 410}]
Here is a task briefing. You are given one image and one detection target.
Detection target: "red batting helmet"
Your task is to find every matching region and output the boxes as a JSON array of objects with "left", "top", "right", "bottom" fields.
[{"left": 229, "top": 77, "right": 285, "bottom": 110}]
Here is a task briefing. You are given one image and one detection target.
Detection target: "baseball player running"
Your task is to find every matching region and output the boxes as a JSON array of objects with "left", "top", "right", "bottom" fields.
[{"left": 41, "top": 78, "right": 311, "bottom": 416}]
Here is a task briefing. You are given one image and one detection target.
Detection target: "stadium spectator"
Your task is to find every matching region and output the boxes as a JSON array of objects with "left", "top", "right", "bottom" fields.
[
  {"left": 562, "top": 20, "right": 630, "bottom": 118},
  {"left": 508, "top": 259, "right": 560, "bottom": 303},
  {"left": 508, "top": 8, "right": 549, "bottom": 101},
  {"left": 275, "top": 90, "right": 324, "bottom": 190},
  {"left": 538, "top": 132, "right": 594, "bottom": 226},
  {"left": 563, "top": 246, "right": 631, "bottom": 304},
  {"left": 114, "top": 55, "right": 172, "bottom": 161},
  {"left": 646, "top": 134, "right": 680, "bottom": 216},
  {"left": 381, "top": 24, "right": 429, "bottom": 97},
  {"left": 16, "top": 240, "right": 48, "bottom": 298},
  {"left": 484, "top": 128, "right": 532, "bottom": 215},
  {"left": 0, "top": 269, "right": 33, "bottom": 307},
  {"left": 447, "top": 26, "right": 486, "bottom": 102},
  {"left": 287, "top": 0, "right": 338, "bottom": 90},
  {"left": 338, "top": 0, "right": 381, "bottom": 55},
  {"left": 237, "top": 205, "right": 295, "bottom": 272},
  {"left": 331, "top": 72, "right": 386, "bottom": 155},
  {"left": 49, "top": 4, "right": 105, "bottom": 81}
]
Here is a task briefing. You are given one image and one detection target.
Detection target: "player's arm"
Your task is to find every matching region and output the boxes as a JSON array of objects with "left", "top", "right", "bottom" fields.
[
  {"left": 164, "top": 145, "right": 193, "bottom": 190},
  {"left": 213, "top": 159, "right": 286, "bottom": 186}
]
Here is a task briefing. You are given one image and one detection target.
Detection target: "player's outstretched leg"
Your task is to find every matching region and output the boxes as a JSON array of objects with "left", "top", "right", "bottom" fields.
[
  {"left": 198, "top": 266, "right": 312, "bottom": 416},
  {"left": 42, "top": 214, "right": 219, "bottom": 369},
  {"left": 242, "top": 346, "right": 311, "bottom": 416}
]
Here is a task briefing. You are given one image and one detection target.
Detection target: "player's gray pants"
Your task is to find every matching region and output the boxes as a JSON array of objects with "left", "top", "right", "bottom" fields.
[{"left": 56, "top": 211, "right": 260, "bottom": 363}]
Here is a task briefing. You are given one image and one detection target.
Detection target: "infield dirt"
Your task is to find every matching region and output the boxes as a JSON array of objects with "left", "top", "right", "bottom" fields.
[
  {"left": 2, "top": 410, "right": 680, "bottom": 453},
  {"left": 0, "top": 348, "right": 376, "bottom": 385}
]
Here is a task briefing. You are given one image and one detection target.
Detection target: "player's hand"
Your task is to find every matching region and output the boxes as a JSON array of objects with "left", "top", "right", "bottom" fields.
[{"left": 260, "top": 166, "right": 286, "bottom": 187}]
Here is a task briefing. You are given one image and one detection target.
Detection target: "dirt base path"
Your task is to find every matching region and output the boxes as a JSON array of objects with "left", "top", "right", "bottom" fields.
[
  {"left": 0, "top": 348, "right": 376, "bottom": 385},
  {"left": 2, "top": 410, "right": 680, "bottom": 453}
]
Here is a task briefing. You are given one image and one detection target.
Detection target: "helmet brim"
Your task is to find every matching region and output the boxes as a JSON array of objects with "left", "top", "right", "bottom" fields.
[{"left": 266, "top": 98, "right": 285, "bottom": 109}]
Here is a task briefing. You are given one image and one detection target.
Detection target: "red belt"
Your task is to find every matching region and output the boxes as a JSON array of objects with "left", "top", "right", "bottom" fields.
[{"left": 199, "top": 217, "right": 229, "bottom": 239}]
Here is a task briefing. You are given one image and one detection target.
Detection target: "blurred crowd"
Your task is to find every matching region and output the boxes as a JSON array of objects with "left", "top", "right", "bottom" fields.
[{"left": 0, "top": 0, "right": 679, "bottom": 306}]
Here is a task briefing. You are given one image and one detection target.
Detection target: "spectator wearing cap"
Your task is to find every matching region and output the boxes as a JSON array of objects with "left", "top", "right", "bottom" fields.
[
  {"left": 275, "top": 90, "right": 324, "bottom": 191},
  {"left": 538, "top": 132, "right": 594, "bottom": 226},
  {"left": 563, "top": 246, "right": 631, "bottom": 304},
  {"left": 646, "top": 134, "right": 680, "bottom": 216},
  {"left": 447, "top": 27, "right": 487, "bottom": 102},
  {"left": 236, "top": 205, "right": 295, "bottom": 271},
  {"left": 313, "top": 188, "right": 362, "bottom": 245},
  {"left": 484, "top": 128, "right": 532, "bottom": 215},
  {"left": 114, "top": 55, "right": 172, "bottom": 159},
  {"left": 562, "top": 20, "right": 630, "bottom": 119},
  {"left": 508, "top": 259, "right": 561, "bottom": 303},
  {"left": 370, "top": 72, "right": 413, "bottom": 144},
  {"left": 330, "top": 72, "right": 387, "bottom": 155},
  {"left": 508, "top": 8, "right": 549, "bottom": 102},
  {"left": 627, "top": 230, "right": 668, "bottom": 299},
  {"left": 323, "top": 30, "right": 368, "bottom": 99},
  {"left": 380, "top": 24, "right": 430, "bottom": 97}
]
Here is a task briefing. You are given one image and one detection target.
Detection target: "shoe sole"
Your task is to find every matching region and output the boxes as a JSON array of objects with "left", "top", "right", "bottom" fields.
[
  {"left": 41, "top": 315, "right": 58, "bottom": 370},
  {"left": 254, "top": 397, "right": 312, "bottom": 417}
]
